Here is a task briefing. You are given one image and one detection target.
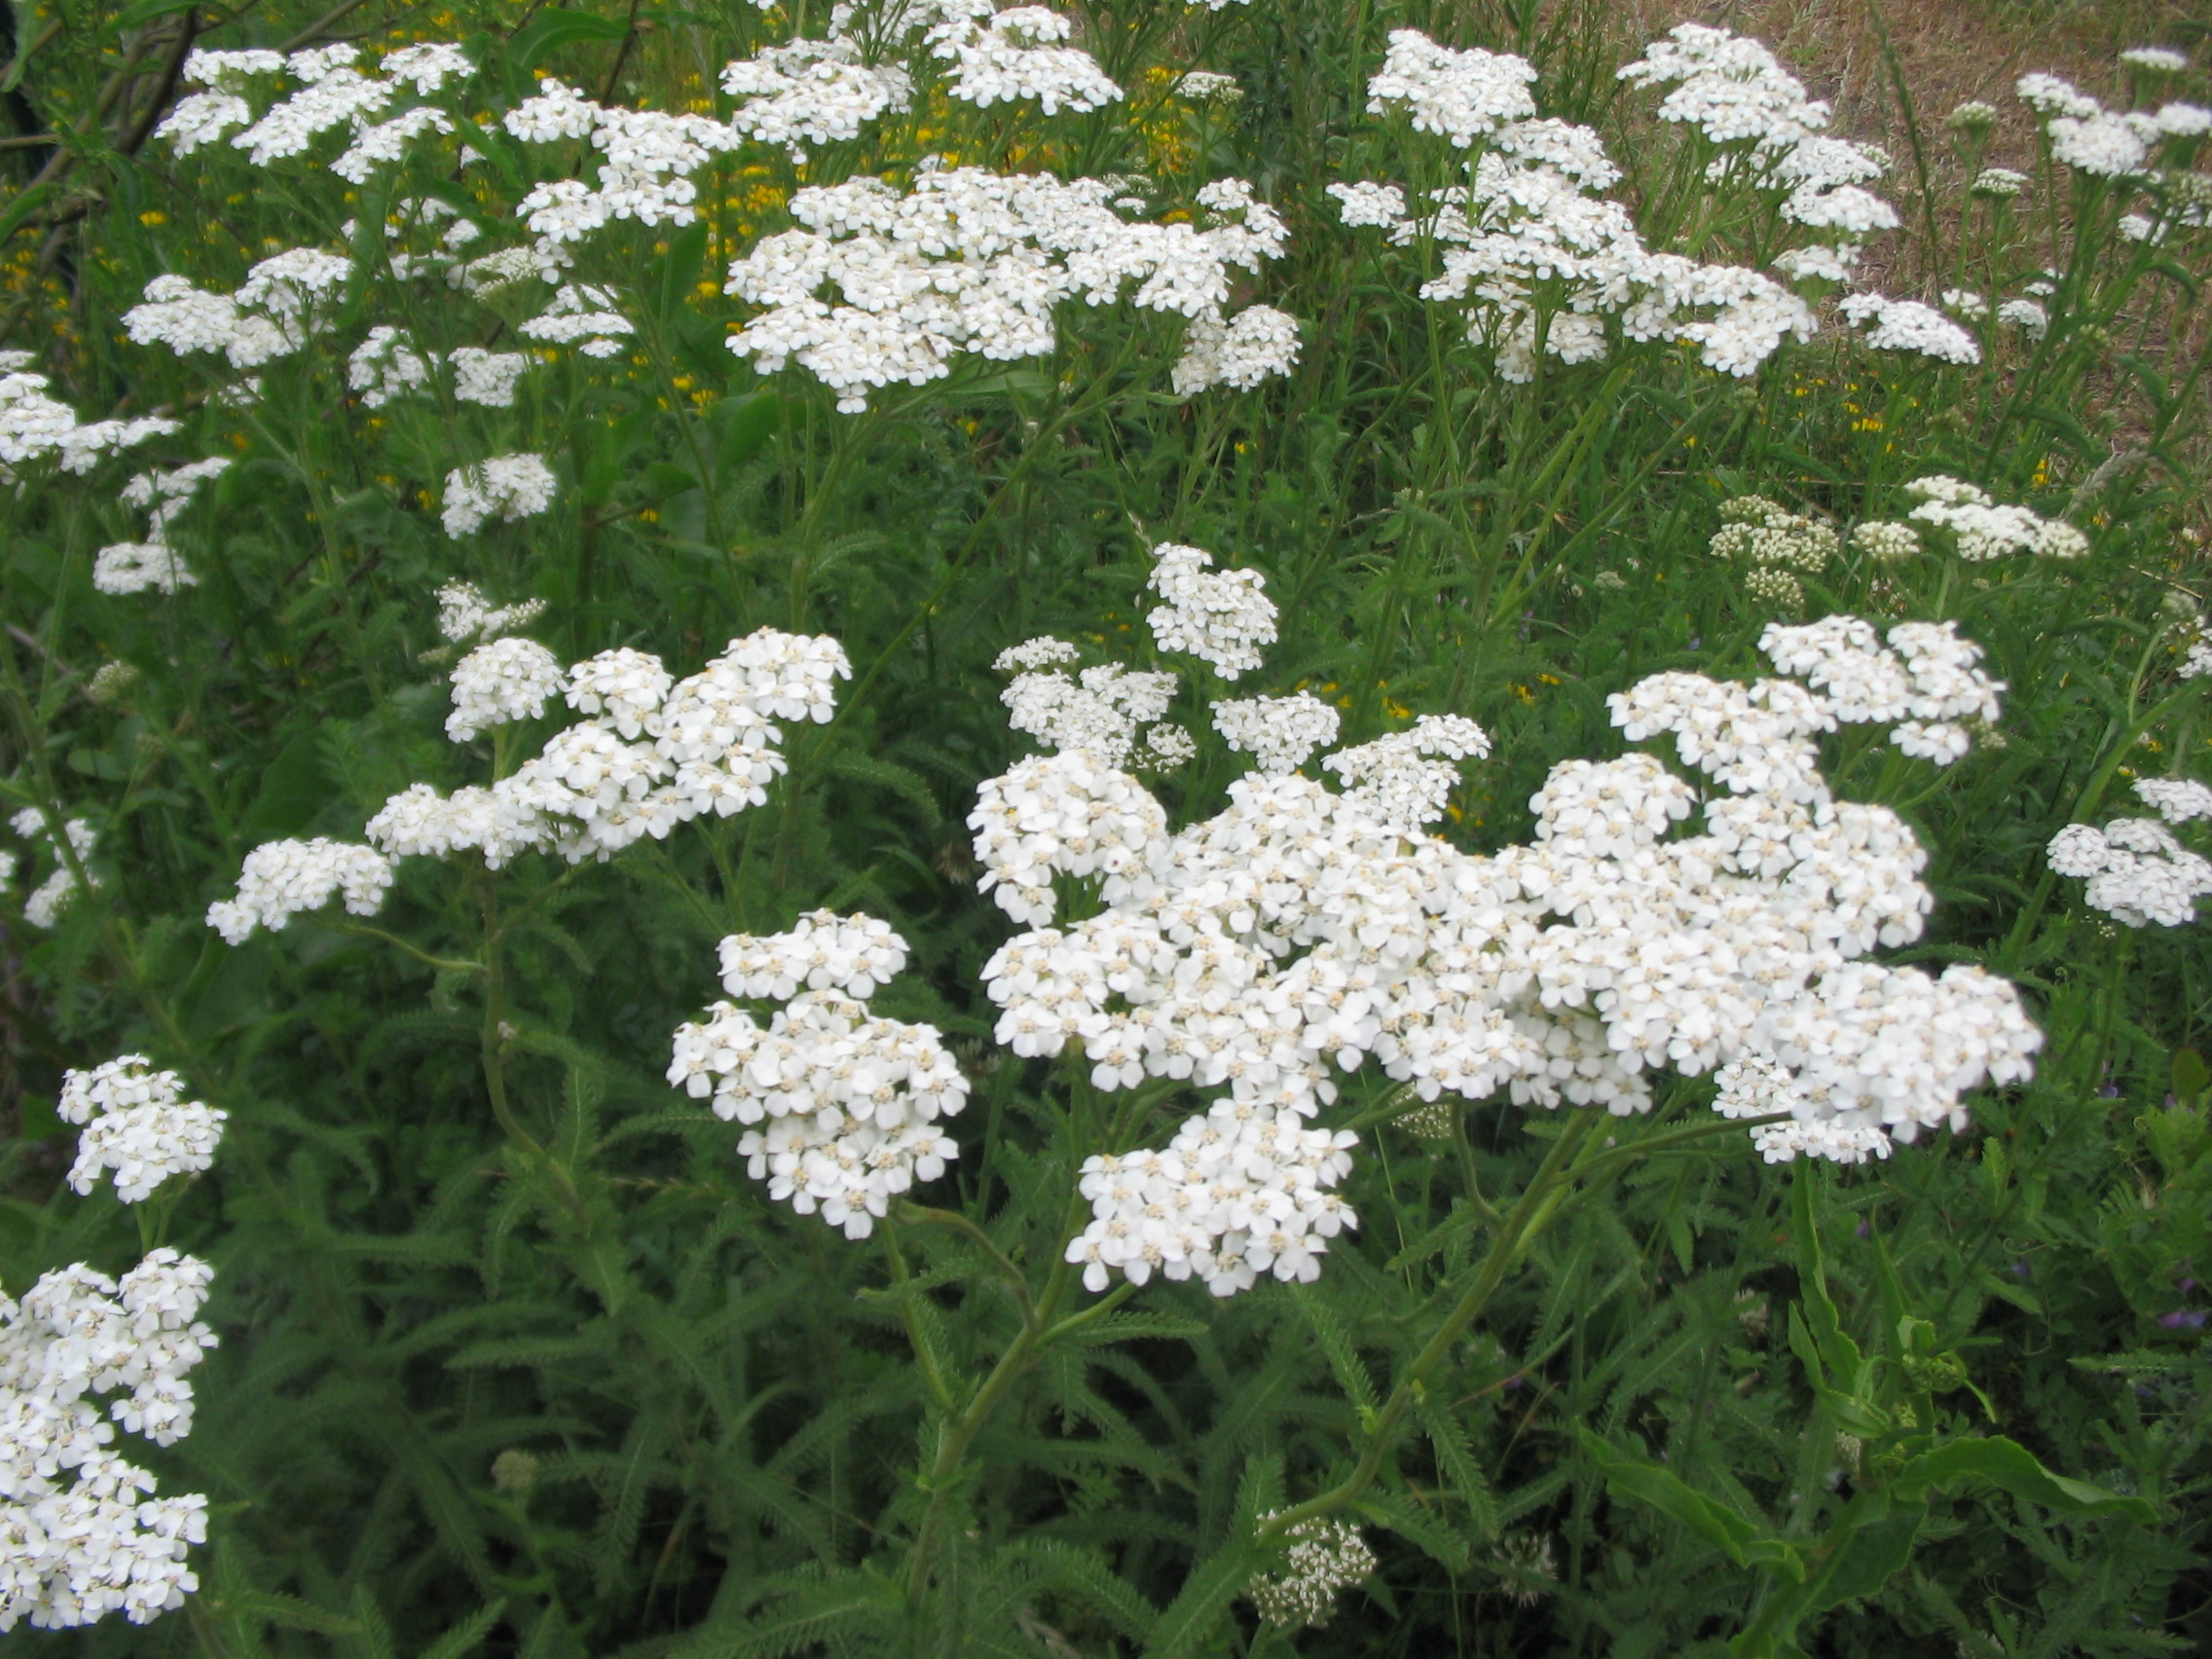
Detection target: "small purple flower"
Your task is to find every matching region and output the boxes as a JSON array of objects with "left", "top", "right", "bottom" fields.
[
  {"left": 2157, "top": 1310, "right": 2206, "bottom": 1330},
  {"left": 2011, "top": 1260, "right": 2032, "bottom": 1280},
  {"left": 2100, "top": 1085, "right": 2122, "bottom": 1098},
  {"left": 2180, "top": 1278, "right": 2198, "bottom": 1294},
  {"left": 1855, "top": 1221, "right": 1870, "bottom": 1238}
]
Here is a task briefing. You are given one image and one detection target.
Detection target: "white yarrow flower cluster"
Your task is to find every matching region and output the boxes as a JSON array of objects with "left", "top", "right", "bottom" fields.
[
  {"left": 925, "top": 1, "right": 1122, "bottom": 115},
  {"left": 1836, "top": 293, "right": 1980, "bottom": 365},
  {"left": 1214, "top": 692, "right": 1342, "bottom": 774},
  {"left": 57, "top": 1057, "right": 227, "bottom": 1204},
  {"left": 1146, "top": 542, "right": 1277, "bottom": 679},
  {"left": 0, "top": 370, "right": 178, "bottom": 484},
  {"left": 669, "top": 915, "right": 967, "bottom": 1239},
  {"left": 350, "top": 326, "right": 530, "bottom": 409},
  {"left": 440, "top": 453, "right": 558, "bottom": 536},
  {"left": 723, "top": 166, "right": 1289, "bottom": 410},
  {"left": 0, "top": 1249, "right": 216, "bottom": 1632},
  {"left": 1002, "top": 662, "right": 1178, "bottom": 769},
  {"left": 446, "top": 637, "right": 566, "bottom": 740},
  {"left": 1171, "top": 304, "right": 1301, "bottom": 395},
  {"left": 1323, "top": 715, "right": 1493, "bottom": 833},
  {"left": 1901, "top": 474, "right": 2089, "bottom": 561},
  {"left": 722, "top": 36, "right": 912, "bottom": 158},
  {"left": 968, "top": 608, "right": 2039, "bottom": 1301},
  {"left": 351, "top": 629, "right": 850, "bottom": 874},
  {"left": 93, "top": 458, "right": 231, "bottom": 596},
  {"left": 204, "top": 838, "right": 396, "bottom": 943},
  {"left": 1245, "top": 1518, "right": 1377, "bottom": 1629},
  {"left": 1339, "top": 29, "right": 1818, "bottom": 383},
  {"left": 2046, "top": 817, "right": 2212, "bottom": 928},
  {"left": 519, "top": 283, "right": 635, "bottom": 358},
  {"left": 123, "top": 247, "right": 351, "bottom": 372},
  {"left": 8, "top": 806, "right": 99, "bottom": 928}
]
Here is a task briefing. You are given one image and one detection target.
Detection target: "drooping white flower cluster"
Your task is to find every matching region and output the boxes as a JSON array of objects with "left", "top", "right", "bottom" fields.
[
  {"left": 359, "top": 627, "right": 849, "bottom": 872},
  {"left": 2046, "top": 779, "right": 2212, "bottom": 928},
  {"left": 0, "top": 370, "right": 178, "bottom": 484},
  {"left": 1146, "top": 542, "right": 1278, "bottom": 679},
  {"left": 440, "top": 453, "right": 559, "bottom": 536},
  {"left": 348, "top": 326, "right": 529, "bottom": 409},
  {"left": 668, "top": 915, "right": 966, "bottom": 1239},
  {"left": 8, "top": 806, "right": 98, "bottom": 928},
  {"left": 436, "top": 581, "right": 546, "bottom": 644},
  {"left": 1245, "top": 1517, "right": 1377, "bottom": 1629},
  {"left": 0, "top": 1248, "right": 215, "bottom": 1631},
  {"left": 204, "top": 837, "right": 396, "bottom": 945},
  {"left": 1213, "top": 692, "right": 1342, "bottom": 774},
  {"left": 123, "top": 247, "right": 351, "bottom": 373},
  {"left": 968, "top": 604, "right": 2040, "bottom": 1295},
  {"left": 92, "top": 458, "right": 231, "bottom": 597},
  {"left": 1900, "top": 474, "right": 2090, "bottom": 561},
  {"left": 1337, "top": 29, "right": 1818, "bottom": 382},
  {"left": 723, "top": 166, "right": 1290, "bottom": 410},
  {"left": 56, "top": 1057, "right": 227, "bottom": 1204}
]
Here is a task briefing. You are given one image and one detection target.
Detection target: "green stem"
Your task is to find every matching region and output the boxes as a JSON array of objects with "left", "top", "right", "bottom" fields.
[{"left": 1258, "top": 1109, "right": 1606, "bottom": 1541}]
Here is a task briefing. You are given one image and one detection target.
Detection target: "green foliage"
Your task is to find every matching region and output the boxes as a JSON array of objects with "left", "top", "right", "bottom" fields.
[{"left": 3, "top": 0, "right": 2211, "bottom": 1655}]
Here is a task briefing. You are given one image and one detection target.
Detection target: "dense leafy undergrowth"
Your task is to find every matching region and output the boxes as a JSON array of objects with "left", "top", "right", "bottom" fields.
[{"left": 2, "top": 1, "right": 2210, "bottom": 1654}]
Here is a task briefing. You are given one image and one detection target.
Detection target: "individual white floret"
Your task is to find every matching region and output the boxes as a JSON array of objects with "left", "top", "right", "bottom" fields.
[{"left": 9, "top": 809, "right": 99, "bottom": 927}]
